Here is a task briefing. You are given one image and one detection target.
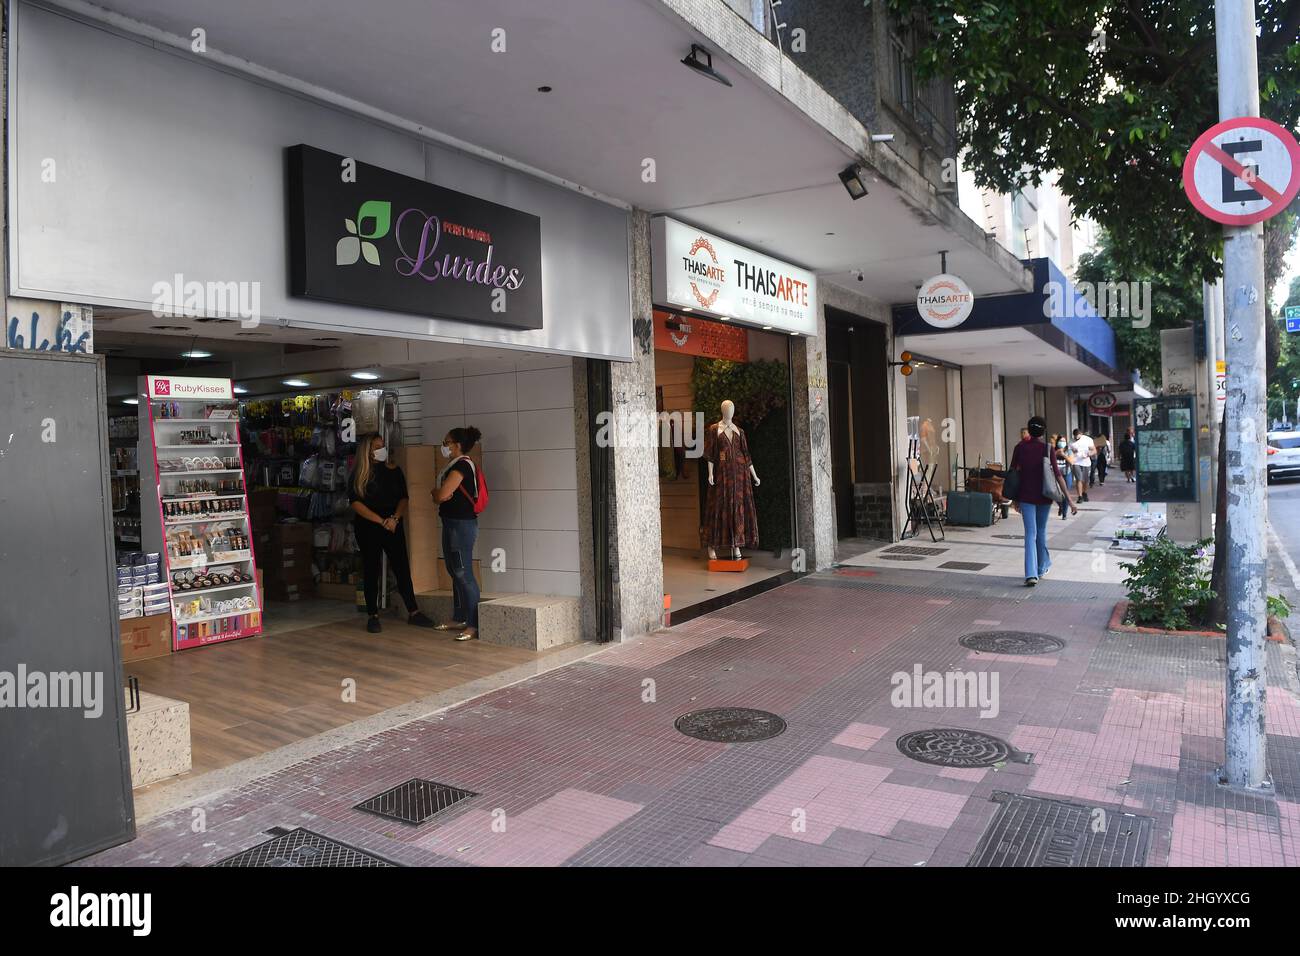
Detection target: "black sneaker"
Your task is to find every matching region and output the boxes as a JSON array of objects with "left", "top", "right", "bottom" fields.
[
  {"left": 366, "top": 617, "right": 382, "bottom": 633},
  {"left": 407, "top": 611, "right": 436, "bottom": 628},
  {"left": 1025, "top": 577, "right": 1038, "bottom": 587}
]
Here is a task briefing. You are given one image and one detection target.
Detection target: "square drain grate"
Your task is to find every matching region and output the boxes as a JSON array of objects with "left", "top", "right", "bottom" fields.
[
  {"left": 355, "top": 778, "right": 477, "bottom": 825},
  {"left": 968, "top": 792, "right": 1154, "bottom": 867},
  {"left": 212, "top": 828, "right": 396, "bottom": 867},
  {"left": 939, "top": 561, "right": 989, "bottom": 571},
  {"left": 883, "top": 545, "right": 948, "bottom": 557}
]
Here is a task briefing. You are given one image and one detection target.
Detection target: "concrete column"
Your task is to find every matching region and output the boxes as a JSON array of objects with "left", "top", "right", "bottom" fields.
[
  {"left": 606, "top": 209, "right": 665, "bottom": 641},
  {"left": 791, "top": 292, "right": 835, "bottom": 569},
  {"left": 959, "top": 364, "right": 999, "bottom": 466},
  {"left": 1045, "top": 387, "right": 1071, "bottom": 439},
  {"left": 1001, "top": 376, "right": 1035, "bottom": 460},
  {"left": 1160, "top": 325, "right": 1212, "bottom": 543}
]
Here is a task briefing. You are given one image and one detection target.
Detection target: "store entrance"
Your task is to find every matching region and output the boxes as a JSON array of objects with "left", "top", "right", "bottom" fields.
[
  {"left": 98, "top": 311, "right": 584, "bottom": 785},
  {"left": 825, "top": 311, "right": 892, "bottom": 540},
  {"left": 652, "top": 310, "right": 797, "bottom": 623}
]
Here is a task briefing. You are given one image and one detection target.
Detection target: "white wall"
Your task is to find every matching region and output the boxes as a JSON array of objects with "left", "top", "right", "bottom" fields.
[{"left": 420, "top": 353, "right": 580, "bottom": 597}]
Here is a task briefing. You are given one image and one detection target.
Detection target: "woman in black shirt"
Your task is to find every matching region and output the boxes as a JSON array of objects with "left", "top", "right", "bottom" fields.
[
  {"left": 431, "top": 427, "right": 482, "bottom": 641},
  {"left": 350, "top": 432, "right": 436, "bottom": 633}
]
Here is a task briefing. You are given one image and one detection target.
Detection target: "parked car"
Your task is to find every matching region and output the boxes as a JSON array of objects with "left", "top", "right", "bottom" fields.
[{"left": 1267, "top": 430, "right": 1300, "bottom": 483}]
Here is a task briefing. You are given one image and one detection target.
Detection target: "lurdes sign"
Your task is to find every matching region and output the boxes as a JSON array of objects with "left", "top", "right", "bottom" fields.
[{"left": 287, "top": 145, "right": 543, "bottom": 330}]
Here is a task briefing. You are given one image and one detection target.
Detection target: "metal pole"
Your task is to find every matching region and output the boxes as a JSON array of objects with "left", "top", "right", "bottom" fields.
[{"left": 1216, "top": 0, "right": 1269, "bottom": 790}]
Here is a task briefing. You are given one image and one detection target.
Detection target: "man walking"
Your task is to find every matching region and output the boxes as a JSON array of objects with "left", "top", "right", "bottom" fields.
[{"left": 1071, "top": 428, "right": 1095, "bottom": 502}]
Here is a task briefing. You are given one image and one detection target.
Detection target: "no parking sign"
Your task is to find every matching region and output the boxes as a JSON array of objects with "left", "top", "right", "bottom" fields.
[{"left": 1182, "top": 117, "right": 1300, "bottom": 225}]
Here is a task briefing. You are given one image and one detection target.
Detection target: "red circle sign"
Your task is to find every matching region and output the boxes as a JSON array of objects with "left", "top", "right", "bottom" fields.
[{"left": 1183, "top": 117, "right": 1300, "bottom": 226}]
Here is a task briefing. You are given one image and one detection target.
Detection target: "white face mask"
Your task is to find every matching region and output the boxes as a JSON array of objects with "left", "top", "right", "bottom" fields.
[
  {"left": 440, "top": 444, "right": 452, "bottom": 459},
  {"left": 1057, "top": 441, "right": 1066, "bottom": 449},
  {"left": 372, "top": 446, "right": 388, "bottom": 463}
]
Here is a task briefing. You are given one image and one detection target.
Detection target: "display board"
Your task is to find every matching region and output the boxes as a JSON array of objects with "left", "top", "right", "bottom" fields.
[
  {"left": 140, "top": 375, "right": 264, "bottom": 650},
  {"left": 1135, "top": 394, "right": 1198, "bottom": 503}
]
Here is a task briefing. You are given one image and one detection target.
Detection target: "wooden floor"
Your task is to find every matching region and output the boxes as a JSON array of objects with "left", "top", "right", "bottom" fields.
[{"left": 124, "top": 599, "right": 558, "bottom": 779}]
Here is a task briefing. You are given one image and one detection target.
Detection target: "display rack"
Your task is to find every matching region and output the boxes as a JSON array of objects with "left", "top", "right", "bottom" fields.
[{"left": 139, "top": 375, "right": 263, "bottom": 650}]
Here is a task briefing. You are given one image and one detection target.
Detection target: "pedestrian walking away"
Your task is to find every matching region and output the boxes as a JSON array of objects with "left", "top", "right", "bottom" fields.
[
  {"left": 1094, "top": 429, "right": 1110, "bottom": 484},
  {"left": 432, "top": 426, "right": 485, "bottom": 641},
  {"left": 1119, "top": 427, "right": 1137, "bottom": 482},
  {"left": 1010, "top": 416, "right": 1076, "bottom": 586},
  {"left": 350, "top": 432, "right": 438, "bottom": 633}
]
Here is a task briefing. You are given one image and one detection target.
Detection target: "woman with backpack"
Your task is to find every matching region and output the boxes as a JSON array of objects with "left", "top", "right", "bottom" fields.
[
  {"left": 432, "top": 427, "right": 484, "bottom": 641},
  {"left": 350, "top": 432, "right": 438, "bottom": 633}
]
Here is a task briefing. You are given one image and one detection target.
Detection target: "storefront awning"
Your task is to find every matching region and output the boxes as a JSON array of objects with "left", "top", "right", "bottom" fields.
[{"left": 892, "top": 258, "right": 1124, "bottom": 387}]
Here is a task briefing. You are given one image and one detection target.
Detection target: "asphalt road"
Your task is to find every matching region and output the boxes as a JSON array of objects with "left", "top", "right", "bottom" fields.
[{"left": 1268, "top": 479, "right": 1300, "bottom": 614}]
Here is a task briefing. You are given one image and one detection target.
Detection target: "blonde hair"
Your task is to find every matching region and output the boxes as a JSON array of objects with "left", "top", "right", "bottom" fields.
[{"left": 353, "top": 432, "right": 381, "bottom": 498}]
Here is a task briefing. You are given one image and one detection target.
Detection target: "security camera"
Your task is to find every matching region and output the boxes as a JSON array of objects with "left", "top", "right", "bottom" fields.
[{"left": 856, "top": 271, "right": 864, "bottom": 282}]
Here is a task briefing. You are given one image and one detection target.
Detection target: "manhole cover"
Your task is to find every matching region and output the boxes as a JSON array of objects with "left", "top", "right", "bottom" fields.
[
  {"left": 355, "top": 778, "right": 477, "bottom": 825},
  {"left": 881, "top": 554, "right": 925, "bottom": 561},
  {"left": 968, "top": 792, "right": 1154, "bottom": 867},
  {"left": 213, "top": 828, "right": 396, "bottom": 867},
  {"left": 939, "top": 561, "right": 989, "bottom": 571},
  {"left": 993, "top": 534, "right": 1024, "bottom": 540},
  {"left": 896, "top": 729, "right": 1030, "bottom": 768},
  {"left": 959, "top": 631, "right": 1065, "bottom": 655},
  {"left": 883, "top": 545, "right": 948, "bottom": 556},
  {"left": 676, "top": 707, "right": 787, "bottom": 743}
]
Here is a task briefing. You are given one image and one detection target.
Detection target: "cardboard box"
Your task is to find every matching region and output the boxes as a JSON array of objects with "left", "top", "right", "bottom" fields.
[{"left": 120, "top": 612, "right": 173, "bottom": 662}]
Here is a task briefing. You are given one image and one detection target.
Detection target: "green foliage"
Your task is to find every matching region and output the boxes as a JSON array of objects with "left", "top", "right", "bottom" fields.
[
  {"left": 1268, "top": 593, "right": 1294, "bottom": 620},
  {"left": 886, "top": 0, "right": 1300, "bottom": 282},
  {"left": 1075, "top": 231, "right": 1204, "bottom": 386},
  {"left": 691, "top": 358, "right": 792, "bottom": 550},
  {"left": 1123, "top": 537, "right": 1216, "bottom": 630}
]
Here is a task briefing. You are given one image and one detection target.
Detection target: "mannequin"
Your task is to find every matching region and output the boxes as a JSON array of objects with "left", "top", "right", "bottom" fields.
[{"left": 704, "top": 399, "right": 761, "bottom": 561}]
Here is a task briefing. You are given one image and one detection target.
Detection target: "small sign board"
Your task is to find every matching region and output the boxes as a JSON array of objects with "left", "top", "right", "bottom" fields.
[
  {"left": 1134, "top": 394, "right": 1198, "bottom": 504},
  {"left": 1286, "top": 305, "right": 1300, "bottom": 332}
]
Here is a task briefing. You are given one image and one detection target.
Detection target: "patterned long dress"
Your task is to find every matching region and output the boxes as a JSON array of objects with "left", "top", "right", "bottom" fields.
[{"left": 703, "top": 422, "right": 760, "bottom": 549}]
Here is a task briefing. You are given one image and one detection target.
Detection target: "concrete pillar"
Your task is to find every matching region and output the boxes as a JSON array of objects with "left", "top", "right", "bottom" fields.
[
  {"left": 1160, "top": 325, "right": 1213, "bottom": 543},
  {"left": 1002, "top": 376, "right": 1035, "bottom": 460},
  {"left": 606, "top": 209, "right": 665, "bottom": 640},
  {"left": 959, "top": 364, "right": 999, "bottom": 467},
  {"left": 1045, "top": 387, "right": 1071, "bottom": 440},
  {"left": 791, "top": 291, "right": 835, "bottom": 569}
]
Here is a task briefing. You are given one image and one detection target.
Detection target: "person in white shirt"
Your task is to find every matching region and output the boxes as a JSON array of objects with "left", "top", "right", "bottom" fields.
[{"left": 1071, "top": 428, "right": 1096, "bottom": 502}]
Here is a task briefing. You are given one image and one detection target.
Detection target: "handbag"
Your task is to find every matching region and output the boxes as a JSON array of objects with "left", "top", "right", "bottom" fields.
[
  {"left": 1043, "top": 455, "right": 1065, "bottom": 504},
  {"left": 1003, "top": 466, "right": 1021, "bottom": 501}
]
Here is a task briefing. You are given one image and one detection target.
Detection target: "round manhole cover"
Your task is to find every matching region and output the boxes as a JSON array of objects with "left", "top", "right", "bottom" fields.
[
  {"left": 959, "top": 631, "right": 1065, "bottom": 655},
  {"left": 993, "top": 534, "right": 1024, "bottom": 540},
  {"left": 880, "top": 554, "right": 925, "bottom": 561},
  {"left": 675, "top": 708, "right": 787, "bottom": 743},
  {"left": 896, "top": 728, "right": 1014, "bottom": 768}
]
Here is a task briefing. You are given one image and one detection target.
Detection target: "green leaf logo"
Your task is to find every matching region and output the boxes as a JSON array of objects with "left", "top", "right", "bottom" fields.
[{"left": 336, "top": 201, "right": 390, "bottom": 266}]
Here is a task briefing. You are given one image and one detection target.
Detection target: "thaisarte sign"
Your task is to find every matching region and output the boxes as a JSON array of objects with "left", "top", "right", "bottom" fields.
[
  {"left": 651, "top": 216, "right": 817, "bottom": 336},
  {"left": 287, "top": 145, "right": 543, "bottom": 330}
]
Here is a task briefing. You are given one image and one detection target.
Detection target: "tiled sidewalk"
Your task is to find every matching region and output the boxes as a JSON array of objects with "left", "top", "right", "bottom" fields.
[{"left": 80, "top": 561, "right": 1300, "bottom": 867}]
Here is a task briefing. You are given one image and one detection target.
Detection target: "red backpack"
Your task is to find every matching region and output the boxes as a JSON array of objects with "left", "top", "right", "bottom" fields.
[{"left": 456, "top": 457, "right": 489, "bottom": 514}]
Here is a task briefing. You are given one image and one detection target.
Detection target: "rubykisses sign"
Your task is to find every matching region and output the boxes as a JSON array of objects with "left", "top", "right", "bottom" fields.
[{"left": 287, "top": 145, "right": 543, "bottom": 330}]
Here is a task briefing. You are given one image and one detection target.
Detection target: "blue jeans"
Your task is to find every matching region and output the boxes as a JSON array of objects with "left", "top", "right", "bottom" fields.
[
  {"left": 441, "top": 517, "right": 480, "bottom": 628},
  {"left": 1020, "top": 502, "right": 1051, "bottom": 579}
]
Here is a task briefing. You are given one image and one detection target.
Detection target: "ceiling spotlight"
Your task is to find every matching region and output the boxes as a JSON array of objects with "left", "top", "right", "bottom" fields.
[
  {"left": 233, "top": 386, "right": 248, "bottom": 395},
  {"left": 870, "top": 133, "right": 895, "bottom": 143},
  {"left": 351, "top": 371, "right": 381, "bottom": 381},
  {"left": 123, "top": 398, "right": 139, "bottom": 405},
  {"left": 839, "top": 164, "right": 870, "bottom": 200},
  {"left": 681, "top": 44, "right": 733, "bottom": 87},
  {"left": 283, "top": 379, "right": 309, "bottom": 388},
  {"left": 181, "top": 350, "right": 212, "bottom": 359}
]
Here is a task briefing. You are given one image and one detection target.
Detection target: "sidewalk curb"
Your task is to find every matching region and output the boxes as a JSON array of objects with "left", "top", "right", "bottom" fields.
[{"left": 1108, "top": 600, "right": 1287, "bottom": 643}]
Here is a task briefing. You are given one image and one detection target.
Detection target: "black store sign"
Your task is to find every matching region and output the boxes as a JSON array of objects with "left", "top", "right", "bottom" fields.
[
  {"left": 287, "top": 145, "right": 543, "bottom": 330},
  {"left": 1134, "top": 394, "right": 1198, "bottom": 503}
]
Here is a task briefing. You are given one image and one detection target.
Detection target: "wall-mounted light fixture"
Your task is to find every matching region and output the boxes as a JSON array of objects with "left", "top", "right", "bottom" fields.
[
  {"left": 681, "top": 44, "right": 733, "bottom": 87},
  {"left": 838, "top": 164, "right": 870, "bottom": 200},
  {"left": 889, "top": 350, "right": 915, "bottom": 376}
]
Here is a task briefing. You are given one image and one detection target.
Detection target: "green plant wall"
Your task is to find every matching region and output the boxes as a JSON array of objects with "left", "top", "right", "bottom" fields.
[{"left": 691, "top": 357, "right": 792, "bottom": 551}]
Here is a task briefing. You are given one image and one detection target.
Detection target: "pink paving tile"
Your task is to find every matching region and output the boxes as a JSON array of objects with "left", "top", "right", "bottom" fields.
[
  {"left": 939, "top": 766, "right": 988, "bottom": 781},
  {"left": 831, "top": 722, "right": 892, "bottom": 750},
  {"left": 972, "top": 619, "right": 1002, "bottom": 626}
]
